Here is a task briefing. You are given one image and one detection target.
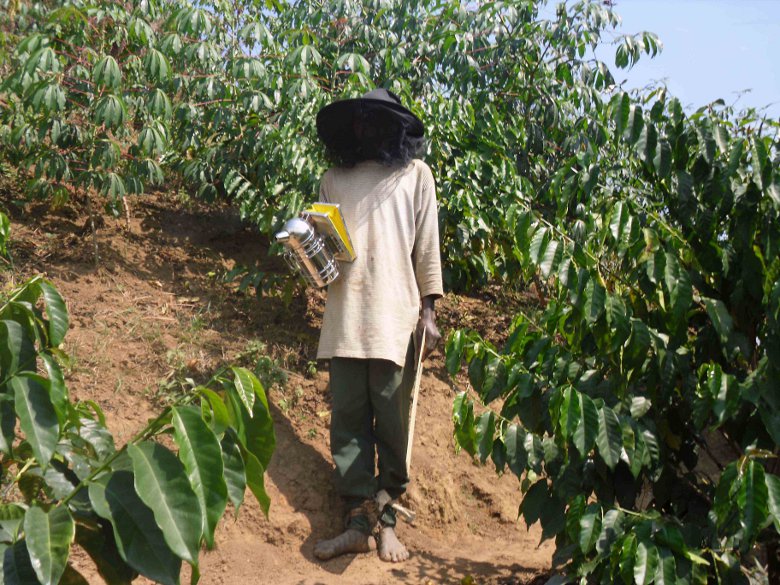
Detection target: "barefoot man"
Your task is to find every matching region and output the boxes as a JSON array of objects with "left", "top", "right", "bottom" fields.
[{"left": 312, "top": 88, "right": 443, "bottom": 563}]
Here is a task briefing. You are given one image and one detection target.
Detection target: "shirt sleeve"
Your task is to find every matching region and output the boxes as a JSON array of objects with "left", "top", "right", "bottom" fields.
[{"left": 412, "top": 163, "right": 444, "bottom": 299}]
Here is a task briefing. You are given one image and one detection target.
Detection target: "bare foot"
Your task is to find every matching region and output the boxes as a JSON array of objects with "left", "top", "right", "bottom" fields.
[
  {"left": 313, "top": 528, "right": 375, "bottom": 560},
  {"left": 377, "top": 526, "right": 409, "bottom": 562}
]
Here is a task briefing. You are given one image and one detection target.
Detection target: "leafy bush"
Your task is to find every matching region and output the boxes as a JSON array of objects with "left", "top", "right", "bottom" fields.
[
  {"left": 0, "top": 0, "right": 661, "bottom": 289},
  {"left": 0, "top": 273, "right": 276, "bottom": 584},
  {"left": 446, "top": 86, "right": 780, "bottom": 582}
]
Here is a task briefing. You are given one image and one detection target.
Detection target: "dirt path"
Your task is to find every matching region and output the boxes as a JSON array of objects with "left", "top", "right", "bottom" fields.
[{"left": 4, "top": 194, "right": 553, "bottom": 584}]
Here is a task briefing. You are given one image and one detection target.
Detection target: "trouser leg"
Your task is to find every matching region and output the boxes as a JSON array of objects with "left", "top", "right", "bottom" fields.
[
  {"left": 329, "top": 358, "right": 376, "bottom": 504},
  {"left": 369, "top": 338, "right": 416, "bottom": 510}
]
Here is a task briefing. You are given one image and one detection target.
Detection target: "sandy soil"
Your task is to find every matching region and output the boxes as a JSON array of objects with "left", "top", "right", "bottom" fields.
[{"left": 3, "top": 192, "right": 553, "bottom": 585}]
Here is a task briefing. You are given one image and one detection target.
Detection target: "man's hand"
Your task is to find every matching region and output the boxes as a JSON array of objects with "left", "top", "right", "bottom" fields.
[{"left": 415, "top": 296, "right": 442, "bottom": 363}]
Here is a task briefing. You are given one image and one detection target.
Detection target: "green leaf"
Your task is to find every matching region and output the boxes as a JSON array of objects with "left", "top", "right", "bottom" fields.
[
  {"left": 702, "top": 364, "right": 739, "bottom": 424},
  {"left": 595, "top": 508, "right": 623, "bottom": 554},
  {"left": 93, "top": 95, "right": 128, "bottom": 130},
  {"left": 228, "top": 376, "right": 275, "bottom": 471},
  {"left": 578, "top": 504, "right": 601, "bottom": 553},
  {"left": 596, "top": 406, "right": 621, "bottom": 470},
  {"left": 0, "top": 504, "right": 26, "bottom": 543},
  {"left": 92, "top": 55, "right": 122, "bottom": 89},
  {"left": 11, "top": 374, "right": 59, "bottom": 467},
  {"left": 504, "top": 424, "right": 527, "bottom": 478},
  {"left": 624, "top": 105, "right": 644, "bottom": 145},
  {"left": 703, "top": 298, "right": 735, "bottom": 354},
  {"left": 475, "top": 411, "right": 495, "bottom": 464},
  {"left": 613, "top": 92, "right": 630, "bottom": 135},
  {"left": 520, "top": 479, "right": 548, "bottom": 527},
  {"left": 696, "top": 120, "right": 716, "bottom": 164},
  {"left": 220, "top": 430, "right": 246, "bottom": 513},
  {"left": 147, "top": 89, "right": 172, "bottom": 119},
  {"left": 654, "top": 548, "right": 676, "bottom": 585},
  {"left": 737, "top": 459, "right": 769, "bottom": 539},
  {"left": 171, "top": 406, "right": 228, "bottom": 549},
  {"left": 230, "top": 367, "right": 256, "bottom": 413},
  {"left": 573, "top": 392, "right": 598, "bottom": 456},
  {"left": 89, "top": 471, "right": 180, "bottom": 585},
  {"left": 3, "top": 539, "right": 40, "bottom": 585},
  {"left": 558, "top": 386, "right": 580, "bottom": 440},
  {"left": 766, "top": 473, "right": 780, "bottom": 533},
  {"left": 538, "top": 239, "right": 561, "bottom": 278},
  {"left": 23, "top": 505, "right": 74, "bottom": 585},
  {"left": 0, "top": 399, "right": 15, "bottom": 456},
  {"left": 197, "top": 387, "right": 230, "bottom": 436},
  {"left": 584, "top": 279, "right": 606, "bottom": 324},
  {"left": 39, "top": 354, "right": 67, "bottom": 425},
  {"left": 634, "top": 540, "right": 659, "bottom": 585},
  {"left": 243, "top": 450, "right": 270, "bottom": 516},
  {"left": 653, "top": 139, "right": 672, "bottom": 178},
  {"left": 0, "top": 319, "right": 36, "bottom": 380},
  {"left": 144, "top": 49, "right": 170, "bottom": 82},
  {"left": 664, "top": 253, "right": 692, "bottom": 328},
  {"left": 528, "top": 228, "right": 549, "bottom": 266},
  {"left": 629, "top": 397, "right": 652, "bottom": 418},
  {"left": 445, "top": 330, "right": 466, "bottom": 376},
  {"left": 128, "top": 442, "right": 203, "bottom": 565}
]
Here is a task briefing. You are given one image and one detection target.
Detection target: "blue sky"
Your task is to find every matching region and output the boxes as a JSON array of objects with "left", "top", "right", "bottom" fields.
[{"left": 605, "top": 0, "right": 780, "bottom": 118}]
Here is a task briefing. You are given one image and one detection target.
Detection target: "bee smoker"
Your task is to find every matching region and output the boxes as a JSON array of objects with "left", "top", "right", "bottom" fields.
[{"left": 275, "top": 217, "right": 340, "bottom": 288}]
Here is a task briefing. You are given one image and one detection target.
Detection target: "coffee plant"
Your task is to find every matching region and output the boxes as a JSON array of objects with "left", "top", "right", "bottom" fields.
[
  {"left": 0, "top": 0, "right": 660, "bottom": 288},
  {"left": 0, "top": 270, "right": 276, "bottom": 583},
  {"left": 446, "top": 85, "right": 780, "bottom": 583}
]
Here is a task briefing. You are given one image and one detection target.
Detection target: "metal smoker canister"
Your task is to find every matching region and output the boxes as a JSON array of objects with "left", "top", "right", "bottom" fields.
[{"left": 275, "top": 217, "right": 339, "bottom": 288}]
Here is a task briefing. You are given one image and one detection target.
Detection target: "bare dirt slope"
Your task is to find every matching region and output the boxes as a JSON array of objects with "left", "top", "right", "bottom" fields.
[{"left": 4, "top": 193, "right": 553, "bottom": 585}]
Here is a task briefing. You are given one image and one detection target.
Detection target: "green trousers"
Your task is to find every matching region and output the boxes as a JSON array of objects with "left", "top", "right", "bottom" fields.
[{"left": 329, "top": 338, "right": 415, "bottom": 529}]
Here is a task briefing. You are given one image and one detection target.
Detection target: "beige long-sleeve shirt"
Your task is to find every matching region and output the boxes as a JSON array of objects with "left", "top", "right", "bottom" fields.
[{"left": 316, "top": 159, "right": 444, "bottom": 367}]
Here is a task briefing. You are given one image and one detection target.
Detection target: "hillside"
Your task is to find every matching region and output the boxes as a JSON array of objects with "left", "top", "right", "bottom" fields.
[{"left": 2, "top": 191, "right": 553, "bottom": 585}]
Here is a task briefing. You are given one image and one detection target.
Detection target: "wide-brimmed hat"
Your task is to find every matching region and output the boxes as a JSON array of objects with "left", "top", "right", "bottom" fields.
[{"left": 316, "top": 88, "right": 424, "bottom": 151}]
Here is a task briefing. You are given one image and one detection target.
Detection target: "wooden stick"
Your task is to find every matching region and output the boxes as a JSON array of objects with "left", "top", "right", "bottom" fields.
[{"left": 405, "top": 328, "right": 426, "bottom": 470}]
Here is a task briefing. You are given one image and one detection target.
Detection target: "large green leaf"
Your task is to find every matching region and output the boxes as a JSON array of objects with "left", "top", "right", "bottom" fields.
[
  {"left": 220, "top": 430, "right": 246, "bottom": 513},
  {"left": 702, "top": 297, "right": 734, "bottom": 353},
  {"left": 766, "top": 473, "right": 780, "bottom": 533},
  {"left": 229, "top": 379, "right": 275, "bottom": 471},
  {"left": 23, "top": 505, "right": 74, "bottom": 585},
  {"left": 171, "top": 406, "right": 228, "bottom": 549},
  {"left": 664, "top": 253, "right": 692, "bottom": 328},
  {"left": 39, "top": 354, "right": 67, "bottom": 426},
  {"left": 230, "top": 367, "right": 256, "bottom": 414},
  {"left": 0, "top": 504, "right": 26, "bottom": 543},
  {"left": 737, "top": 459, "right": 768, "bottom": 539},
  {"left": 243, "top": 451, "right": 270, "bottom": 517},
  {"left": 503, "top": 423, "right": 527, "bottom": 478},
  {"left": 595, "top": 406, "right": 621, "bottom": 470},
  {"left": 633, "top": 540, "right": 658, "bottom": 585},
  {"left": 0, "top": 398, "right": 16, "bottom": 455},
  {"left": 2, "top": 539, "right": 40, "bottom": 585},
  {"left": 92, "top": 55, "right": 122, "bottom": 89},
  {"left": 578, "top": 504, "right": 601, "bottom": 553},
  {"left": 0, "top": 320, "right": 35, "bottom": 381},
  {"left": 558, "top": 386, "right": 580, "bottom": 441},
  {"left": 475, "top": 411, "right": 495, "bottom": 464},
  {"left": 41, "top": 280, "right": 69, "bottom": 345},
  {"left": 573, "top": 392, "right": 598, "bottom": 456},
  {"left": 583, "top": 279, "right": 606, "bottom": 324},
  {"left": 88, "top": 471, "right": 180, "bottom": 585},
  {"left": 653, "top": 547, "right": 676, "bottom": 585},
  {"left": 128, "top": 442, "right": 202, "bottom": 565},
  {"left": 11, "top": 374, "right": 59, "bottom": 467}
]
